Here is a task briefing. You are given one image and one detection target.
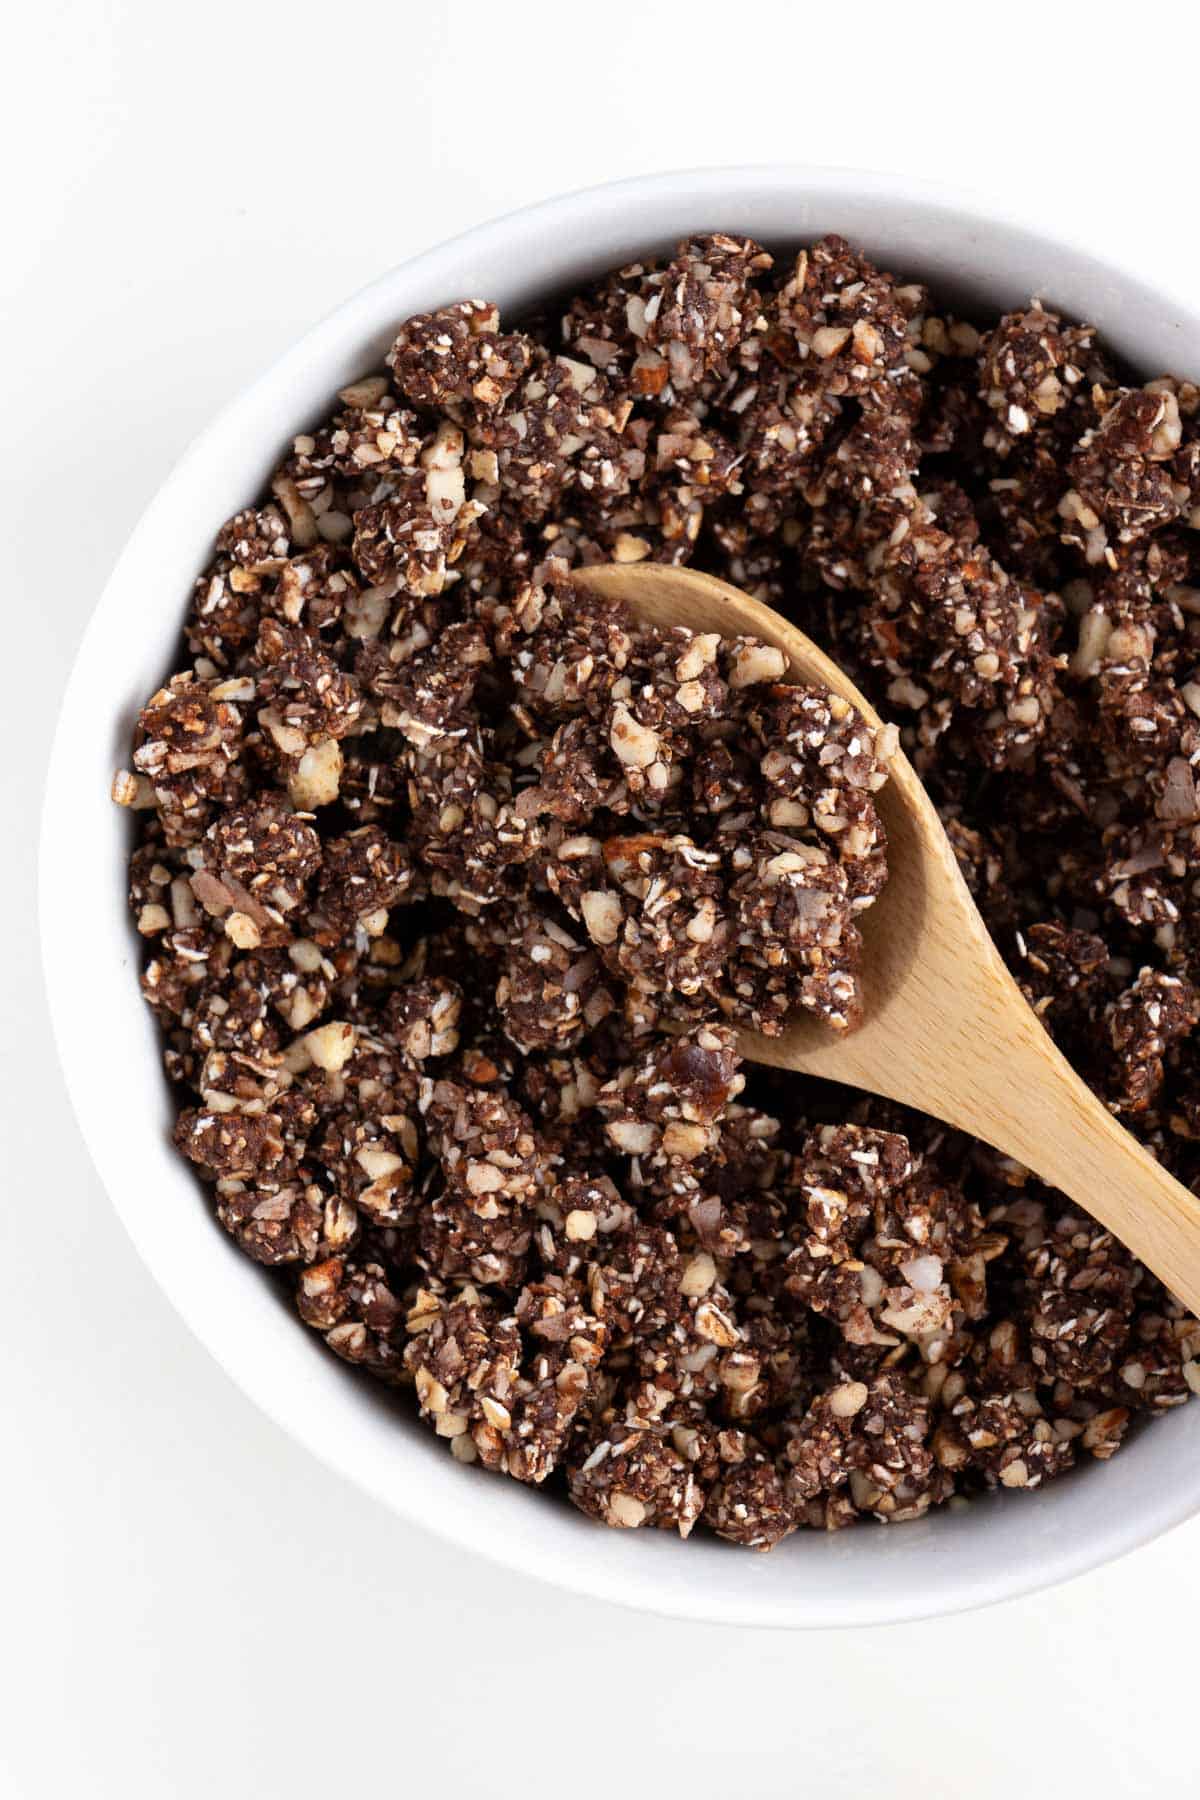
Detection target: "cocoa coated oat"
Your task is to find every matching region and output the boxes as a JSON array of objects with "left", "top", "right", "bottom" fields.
[{"left": 117, "top": 231, "right": 1200, "bottom": 1550}]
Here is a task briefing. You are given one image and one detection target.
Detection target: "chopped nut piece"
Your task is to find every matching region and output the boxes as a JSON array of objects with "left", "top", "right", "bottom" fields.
[
  {"left": 289, "top": 738, "right": 343, "bottom": 809},
  {"left": 304, "top": 1021, "right": 357, "bottom": 1073}
]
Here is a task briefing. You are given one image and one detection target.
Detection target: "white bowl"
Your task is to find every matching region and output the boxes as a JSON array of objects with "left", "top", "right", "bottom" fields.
[{"left": 41, "top": 165, "right": 1200, "bottom": 1629}]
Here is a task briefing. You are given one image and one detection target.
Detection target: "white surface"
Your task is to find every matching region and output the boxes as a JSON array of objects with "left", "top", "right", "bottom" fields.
[
  {"left": 6, "top": 1, "right": 1200, "bottom": 1792},
  {"left": 42, "top": 164, "right": 1200, "bottom": 1633}
]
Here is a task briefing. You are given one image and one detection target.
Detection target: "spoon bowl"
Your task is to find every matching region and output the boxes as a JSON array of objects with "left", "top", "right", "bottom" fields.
[{"left": 578, "top": 561, "right": 1200, "bottom": 1319}]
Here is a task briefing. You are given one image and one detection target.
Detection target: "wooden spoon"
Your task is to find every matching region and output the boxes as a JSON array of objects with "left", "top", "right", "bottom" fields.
[{"left": 575, "top": 561, "right": 1200, "bottom": 1317}]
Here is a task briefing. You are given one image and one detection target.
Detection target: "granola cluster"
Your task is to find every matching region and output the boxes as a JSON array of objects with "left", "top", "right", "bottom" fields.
[{"left": 118, "top": 230, "right": 1200, "bottom": 1551}]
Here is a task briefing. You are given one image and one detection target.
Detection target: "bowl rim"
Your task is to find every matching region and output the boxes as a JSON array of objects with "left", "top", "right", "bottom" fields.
[{"left": 40, "top": 162, "right": 1200, "bottom": 1630}]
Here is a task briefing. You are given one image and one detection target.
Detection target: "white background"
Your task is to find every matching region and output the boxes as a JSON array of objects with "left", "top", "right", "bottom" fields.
[{"left": 5, "top": 4, "right": 1200, "bottom": 1794}]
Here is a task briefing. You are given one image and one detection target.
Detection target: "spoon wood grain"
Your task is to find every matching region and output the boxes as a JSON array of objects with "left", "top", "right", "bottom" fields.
[{"left": 575, "top": 561, "right": 1200, "bottom": 1318}]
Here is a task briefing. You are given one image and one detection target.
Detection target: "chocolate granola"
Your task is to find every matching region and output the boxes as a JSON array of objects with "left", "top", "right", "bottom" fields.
[{"left": 116, "top": 231, "right": 1200, "bottom": 1550}]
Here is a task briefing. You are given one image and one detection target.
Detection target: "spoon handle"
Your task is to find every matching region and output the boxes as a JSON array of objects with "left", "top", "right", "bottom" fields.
[
  {"left": 755, "top": 946, "right": 1200, "bottom": 1319},
  {"left": 942, "top": 986, "right": 1200, "bottom": 1321}
]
